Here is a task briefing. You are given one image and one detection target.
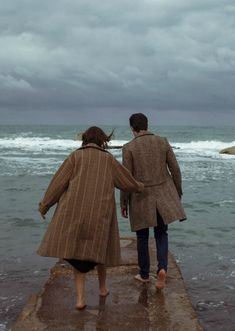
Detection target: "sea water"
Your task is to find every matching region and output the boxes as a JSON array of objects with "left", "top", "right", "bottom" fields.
[{"left": 0, "top": 125, "right": 234, "bottom": 331}]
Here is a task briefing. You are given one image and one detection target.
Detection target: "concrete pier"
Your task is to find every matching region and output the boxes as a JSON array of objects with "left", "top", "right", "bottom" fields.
[{"left": 12, "top": 238, "right": 202, "bottom": 330}]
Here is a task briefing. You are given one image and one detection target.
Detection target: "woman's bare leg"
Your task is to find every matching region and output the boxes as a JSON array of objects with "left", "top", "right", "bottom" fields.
[
  {"left": 74, "top": 269, "right": 86, "bottom": 309},
  {"left": 97, "top": 264, "right": 109, "bottom": 296}
]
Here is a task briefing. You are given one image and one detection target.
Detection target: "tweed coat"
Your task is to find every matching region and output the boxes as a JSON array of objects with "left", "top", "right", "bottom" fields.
[
  {"left": 38, "top": 144, "right": 144, "bottom": 266},
  {"left": 120, "top": 132, "right": 186, "bottom": 231}
]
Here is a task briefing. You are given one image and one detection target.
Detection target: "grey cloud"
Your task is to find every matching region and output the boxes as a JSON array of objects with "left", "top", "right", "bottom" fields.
[{"left": 0, "top": 0, "right": 235, "bottom": 124}]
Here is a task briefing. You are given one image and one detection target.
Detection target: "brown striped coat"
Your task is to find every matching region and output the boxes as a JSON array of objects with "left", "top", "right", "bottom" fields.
[
  {"left": 120, "top": 132, "right": 186, "bottom": 231},
  {"left": 38, "top": 144, "right": 144, "bottom": 266}
]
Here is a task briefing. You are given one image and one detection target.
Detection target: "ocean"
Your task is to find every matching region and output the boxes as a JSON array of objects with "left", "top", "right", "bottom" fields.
[{"left": 0, "top": 125, "right": 234, "bottom": 331}]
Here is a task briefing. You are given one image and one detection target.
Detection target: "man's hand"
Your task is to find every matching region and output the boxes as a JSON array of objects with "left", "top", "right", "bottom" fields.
[{"left": 121, "top": 207, "right": 128, "bottom": 218}]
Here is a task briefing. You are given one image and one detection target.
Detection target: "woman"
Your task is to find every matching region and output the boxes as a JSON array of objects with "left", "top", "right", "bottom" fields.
[{"left": 38, "top": 126, "right": 144, "bottom": 309}]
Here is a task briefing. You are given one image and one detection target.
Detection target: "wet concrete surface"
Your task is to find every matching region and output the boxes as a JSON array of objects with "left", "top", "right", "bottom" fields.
[{"left": 12, "top": 238, "right": 202, "bottom": 331}]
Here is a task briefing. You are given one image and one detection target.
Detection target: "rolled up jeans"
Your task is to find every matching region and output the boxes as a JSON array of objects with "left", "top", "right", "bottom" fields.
[{"left": 136, "top": 211, "right": 168, "bottom": 279}]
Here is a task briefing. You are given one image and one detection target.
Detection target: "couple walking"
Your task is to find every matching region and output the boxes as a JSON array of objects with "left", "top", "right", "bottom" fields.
[{"left": 38, "top": 113, "right": 186, "bottom": 309}]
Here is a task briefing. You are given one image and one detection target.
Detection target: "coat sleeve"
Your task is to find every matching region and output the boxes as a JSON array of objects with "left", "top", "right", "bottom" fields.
[
  {"left": 112, "top": 157, "right": 144, "bottom": 201},
  {"left": 39, "top": 154, "right": 74, "bottom": 215},
  {"left": 120, "top": 145, "right": 134, "bottom": 208},
  {"left": 165, "top": 138, "right": 183, "bottom": 197}
]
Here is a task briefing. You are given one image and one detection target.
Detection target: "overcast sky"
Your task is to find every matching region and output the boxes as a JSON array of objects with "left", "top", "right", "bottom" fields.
[{"left": 0, "top": 0, "right": 235, "bottom": 125}]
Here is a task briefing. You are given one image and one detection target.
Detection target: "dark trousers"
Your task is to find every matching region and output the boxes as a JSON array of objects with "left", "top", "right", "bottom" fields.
[{"left": 136, "top": 212, "right": 168, "bottom": 279}]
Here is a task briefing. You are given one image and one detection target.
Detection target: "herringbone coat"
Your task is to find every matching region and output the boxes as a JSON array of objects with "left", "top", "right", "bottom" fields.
[
  {"left": 120, "top": 132, "right": 186, "bottom": 231},
  {"left": 38, "top": 144, "right": 144, "bottom": 266}
]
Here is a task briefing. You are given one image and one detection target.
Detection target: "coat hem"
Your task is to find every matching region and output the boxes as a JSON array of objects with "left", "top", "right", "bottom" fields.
[{"left": 37, "top": 250, "right": 120, "bottom": 267}]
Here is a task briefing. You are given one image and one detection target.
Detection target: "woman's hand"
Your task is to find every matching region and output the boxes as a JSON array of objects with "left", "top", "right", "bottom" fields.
[
  {"left": 39, "top": 210, "right": 46, "bottom": 220},
  {"left": 38, "top": 202, "right": 46, "bottom": 220}
]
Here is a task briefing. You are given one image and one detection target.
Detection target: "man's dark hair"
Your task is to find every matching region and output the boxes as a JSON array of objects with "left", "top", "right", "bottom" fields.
[{"left": 129, "top": 113, "right": 148, "bottom": 132}]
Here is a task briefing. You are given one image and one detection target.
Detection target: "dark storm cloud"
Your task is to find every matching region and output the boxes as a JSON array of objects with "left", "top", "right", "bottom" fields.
[{"left": 0, "top": 0, "right": 235, "bottom": 123}]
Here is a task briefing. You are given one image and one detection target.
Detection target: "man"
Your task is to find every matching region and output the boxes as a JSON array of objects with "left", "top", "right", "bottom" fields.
[{"left": 121, "top": 113, "right": 186, "bottom": 289}]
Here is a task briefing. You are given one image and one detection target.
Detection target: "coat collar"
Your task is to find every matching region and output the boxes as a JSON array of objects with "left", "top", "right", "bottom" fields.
[
  {"left": 78, "top": 143, "right": 108, "bottom": 153},
  {"left": 134, "top": 131, "right": 154, "bottom": 140}
]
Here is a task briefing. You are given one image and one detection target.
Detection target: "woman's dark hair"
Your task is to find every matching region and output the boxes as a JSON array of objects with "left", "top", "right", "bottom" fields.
[
  {"left": 129, "top": 113, "right": 148, "bottom": 132},
  {"left": 82, "top": 126, "right": 114, "bottom": 149}
]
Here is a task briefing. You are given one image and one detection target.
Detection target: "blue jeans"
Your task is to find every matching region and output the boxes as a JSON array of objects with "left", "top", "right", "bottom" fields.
[{"left": 136, "top": 212, "right": 168, "bottom": 279}]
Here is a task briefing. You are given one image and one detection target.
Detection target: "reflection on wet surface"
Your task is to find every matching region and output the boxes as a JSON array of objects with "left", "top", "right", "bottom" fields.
[{"left": 13, "top": 240, "right": 202, "bottom": 331}]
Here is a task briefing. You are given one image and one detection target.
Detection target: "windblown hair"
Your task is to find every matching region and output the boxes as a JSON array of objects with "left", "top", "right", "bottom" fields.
[
  {"left": 129, "top": 113, "right": 148, "bottom": 132},
  {"left": 82, "top": 126, "right": 114, "bottom": 149}
]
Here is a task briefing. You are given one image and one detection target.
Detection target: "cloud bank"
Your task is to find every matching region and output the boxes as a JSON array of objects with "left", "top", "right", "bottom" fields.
[{"left": 0, "top": 0, "right": 235, "bottom": 124}]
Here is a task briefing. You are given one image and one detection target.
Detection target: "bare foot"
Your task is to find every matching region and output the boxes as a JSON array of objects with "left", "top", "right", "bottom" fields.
[
  {"left": 76, "top": 303, "right": 87, "bottom": 310},
  {"left": 99, "top": 288, "right": 109, "bottom": 297},
  {"left": 76, "top": 298, "right": 86, "bottom": 310},
  {"left": 156, "top": 269, "right": 167, "bottom": 289}
]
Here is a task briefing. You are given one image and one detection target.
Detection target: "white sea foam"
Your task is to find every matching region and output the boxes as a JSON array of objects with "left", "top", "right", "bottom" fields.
[
  {"left": 174, "top": 140, "right": 235, "bottom": 154},
  {"left": 0, "top": 137, "right": 128, "bottom": 152},
  {"left": 1, "top": 137, "right": 235, "bottom": 154},
  {"left": 0, "top": 137, "right": 235, "bottom": 176},
  {"left": 0, "top": 324, "right": 7, "bottom": 331},
  {"left": 0, "top": 137, "right": 79, "bottom": 151},
  {"left": 218, "top": 199, "right": 235, "bottom": 206}
]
